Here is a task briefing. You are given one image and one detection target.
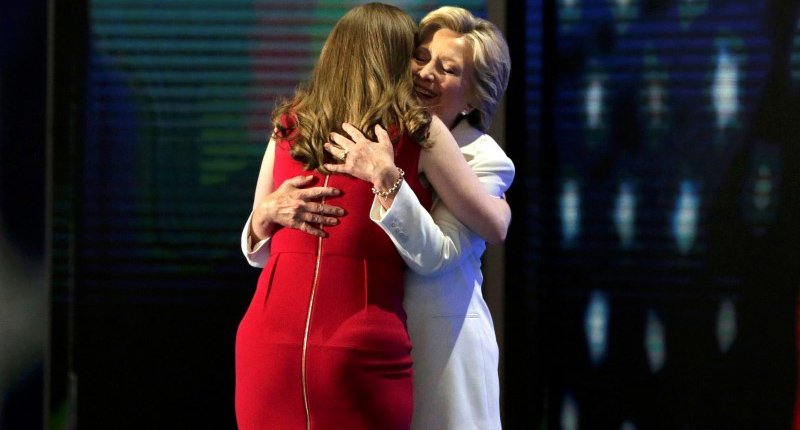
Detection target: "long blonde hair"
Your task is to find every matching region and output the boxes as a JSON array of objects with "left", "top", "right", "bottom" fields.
[
  {"left": 420, "top": 7, "right": 511, "bottom": 131},
  {"left": 272, "top": 3, "right": 431, "bottom": 172}
]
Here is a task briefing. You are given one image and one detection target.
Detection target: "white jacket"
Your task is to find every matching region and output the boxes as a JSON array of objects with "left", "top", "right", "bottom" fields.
[{"left": 371, "top": 121, "right": 513, "bottom": 430}]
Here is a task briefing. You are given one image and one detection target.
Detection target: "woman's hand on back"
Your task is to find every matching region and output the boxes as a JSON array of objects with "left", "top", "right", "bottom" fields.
[
  {"left": 324, "top": 123, "right": 400, "bottom": 191},
  {"left": 252, "top": 175, "right": 345, "bottom": 239}
]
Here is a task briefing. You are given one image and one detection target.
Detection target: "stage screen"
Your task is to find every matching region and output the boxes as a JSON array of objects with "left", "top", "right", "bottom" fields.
[{"left": 514, "top": 0, "right": 800, "bottom": 428}]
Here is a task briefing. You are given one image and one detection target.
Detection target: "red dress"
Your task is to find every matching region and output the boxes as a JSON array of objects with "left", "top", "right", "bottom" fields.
[{"left": 235, "top": 120, "right": 432, "bottom": 430}]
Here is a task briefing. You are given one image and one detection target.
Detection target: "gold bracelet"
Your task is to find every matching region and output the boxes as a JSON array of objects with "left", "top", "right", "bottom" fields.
[{"left": 371, "top": 168, "right": 404, "bottom": 199}]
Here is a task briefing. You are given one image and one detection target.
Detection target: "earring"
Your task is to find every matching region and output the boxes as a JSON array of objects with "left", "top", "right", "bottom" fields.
[{"left": 461, "top": 107, "right": 471, "bottom": 116}]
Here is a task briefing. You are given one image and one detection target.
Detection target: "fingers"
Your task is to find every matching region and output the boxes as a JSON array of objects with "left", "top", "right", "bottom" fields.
[
  {"left": 329, "top": 132, "right": 355, "bottom": 150},
  {"left": 296, "top": 186, "right": 341, "bottom": 201},
  {"left": 324, "top": 142, "right": 348, "bottom": 162},
  {"left": 323, "top": 162, "right": 349, "bottom": 175},
  {"left": 341, "top": 123, "right": 366, "bottom": 142},
  {"left": 285, "top": 174, "right": 315, "bottom": 188},
  {"left": 298, "top": 221, "right": 327, "bottom": 238},
  {"left": 374, "top": 124, "right": 392, "bottom": 146},
  {"left": 302, "top": 201, "right": 345, "bottom": 216},
  {"left": 295, "top": 209, "right": 340, "bottom": 237},
  {"left": 299, "top": 211, "right": 339, "bottom": 226}
]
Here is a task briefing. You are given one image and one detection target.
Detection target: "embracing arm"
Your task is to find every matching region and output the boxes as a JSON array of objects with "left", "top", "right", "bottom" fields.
[
  {"left": 241, "top": 138, "right": 277, "bottom": 268},
  {"left": 241, "top": 137, "right": 344, "bottom": 268},
  {"left": 372, "top": 138, "right": 514, "bottom": 275},
  {"left": 325, "top": 118, "right": 511, "bottom": 244},
  {"left": 370, "top": 182, "right": 467, "bottom": 275},
  {"left": 419, "top": 116, "right": 510, "bottom": 244}
]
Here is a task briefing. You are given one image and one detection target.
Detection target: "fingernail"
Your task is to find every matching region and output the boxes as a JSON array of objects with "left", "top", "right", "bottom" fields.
[{"left": 331, "top": 188, "right": 341, "bottom": 195}]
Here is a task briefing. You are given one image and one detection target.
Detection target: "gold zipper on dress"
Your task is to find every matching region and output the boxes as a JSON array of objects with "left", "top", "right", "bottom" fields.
[{"left": 302, "top": 174, "right": 330, "bottom": 430}]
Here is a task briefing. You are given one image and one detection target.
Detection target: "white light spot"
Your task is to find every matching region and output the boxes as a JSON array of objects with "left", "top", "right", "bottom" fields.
[
  {"left": 585, "top": 290, "right": 610, "bottom": 365},
  {"left": 753, "top": 164, "right": 773, "bottom": 211},
  {"left": 645, "top": 309, "right": 666, "bottom": 373},
  {"left": 562, "top": 0, "right": 579, "bottom": 10},
  {"left": 613, "top": 181, "right": 636, "bottom": 248},
  {"left": 561, "top": 393, "right": 579, "bottom": 430},
  {"left": 672, "top": 180, "right": 699, "bottom": 255},
  {"left": 713, "top": 47, "right": 739, "bottom": 129},
  {"left": 716, "top": 299, "right": 737, "bottom": 354},
  {"left": 560, "top": 179, "right": 581, "bottom": 245},
  {"left": 586, "top": 78, "right": 604, "bottom": 129}
]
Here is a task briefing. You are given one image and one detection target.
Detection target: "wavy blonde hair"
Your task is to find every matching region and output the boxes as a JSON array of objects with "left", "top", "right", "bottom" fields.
[
  {"left": 272, "top": 3, "right": 431, "bottom": 172},
  {"left": 419, "top": 7, "right": 511, "bottom": 131}
]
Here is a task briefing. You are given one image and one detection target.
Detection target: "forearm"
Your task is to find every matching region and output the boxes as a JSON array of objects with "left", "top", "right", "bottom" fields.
[
  {"left": 371, "top": 182, "right": 467, "bottom": 275},
  {"left": 425, "top": 162, "right": 506, "bottom": 243}
]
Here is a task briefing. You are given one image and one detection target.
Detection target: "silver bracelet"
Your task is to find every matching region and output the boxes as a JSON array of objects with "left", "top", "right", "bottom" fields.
[{"left": 371, "top": 168, "right": 404, "bottom": 199}]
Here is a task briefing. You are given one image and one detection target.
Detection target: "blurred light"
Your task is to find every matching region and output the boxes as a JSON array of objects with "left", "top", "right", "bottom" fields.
[
  {"left": 586, "top": 77, "right": 604, "bottom": 129},
  {"left": 560, "top": 179, "right": 581, "bottom": 245},
  {"left": 753, "top": 164, "right": 773, "bottom": 211},
  {"left": 0, "top": 232, "right": 44, "bottom": 408},
  {"left": 646, "top": 79, "right": 666, "bottom": 126},
  {"left": 713, "top": 46, "right": 739, "bottom": 130},
  {"left": 672, "top": 180, "right": 699, "bottom": 255},
  {"left": 641, "top": 53, "right": 670, "bottom": 145},
  {"left": 716, "top": 298, "right": 737, "bottom": 354},
  {"left": 561, "top": 393, "right": 579, "bottom": 430},
  {"left": 645, "top": 309, "right": 666, "bottom": 373},
  {"left": 678, "top": 0, "right": 710, "bottom": 26},
  {"left": 621, "top": 419, "right": 637, "bottom": 430},
  {"left": 561, "top": 0, "right": 578, "bottom": 10},
  {"left": 585, "top": 290, "right": 610, "bottom": 365},
  {"left": 613, "top": 181, "right": 636, "bottom": 249},
  {"left": 558, "top": 0, "right": 581, "bottom": 29},
  {"left": 612, "top": 0, "right": 638, "bottom": 33},
  {"left": 742, "top": 145, "right": 782, "bottom": 237}
]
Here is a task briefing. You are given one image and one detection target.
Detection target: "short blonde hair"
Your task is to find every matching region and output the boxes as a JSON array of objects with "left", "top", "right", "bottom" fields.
[{"left": 419, "top": 7, "right": 510, "bottom": 131}]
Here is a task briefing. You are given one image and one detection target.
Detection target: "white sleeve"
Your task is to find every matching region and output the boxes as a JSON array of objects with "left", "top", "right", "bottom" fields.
[
  {"left": 371, "top": 149, "right": 514, "bottom": 276},
  {"left": 470, "top": 142, "right": 515, "bottom": 197},
  {"left": 371, "top": 182, "right": 463, "bottom": 275},
  {"left": 241, "top": 211, "right": 271, "bottom": 268}
]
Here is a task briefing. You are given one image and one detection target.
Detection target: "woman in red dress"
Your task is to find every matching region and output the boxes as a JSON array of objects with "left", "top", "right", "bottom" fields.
[{"left": 235, "top": 4, "right": 509, "bottom": 429}]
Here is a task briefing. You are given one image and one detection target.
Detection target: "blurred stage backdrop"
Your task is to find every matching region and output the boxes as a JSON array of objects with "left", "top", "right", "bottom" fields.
[
  {"left": 506, "top": 0, "right": 800, "bottom": 429},
  {"left": 36, "top": 0, "right": 800, "bottom": 428}
]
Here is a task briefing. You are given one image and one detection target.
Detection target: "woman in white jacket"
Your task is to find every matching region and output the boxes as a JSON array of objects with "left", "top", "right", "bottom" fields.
[{"left": 243, "top": 7, "right": 513, "bottom": 430}]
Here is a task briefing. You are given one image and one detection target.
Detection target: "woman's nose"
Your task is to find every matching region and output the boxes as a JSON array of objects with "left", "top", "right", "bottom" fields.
[{"left": 417, "top": 62, "right": 435, "bottom": 81}]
